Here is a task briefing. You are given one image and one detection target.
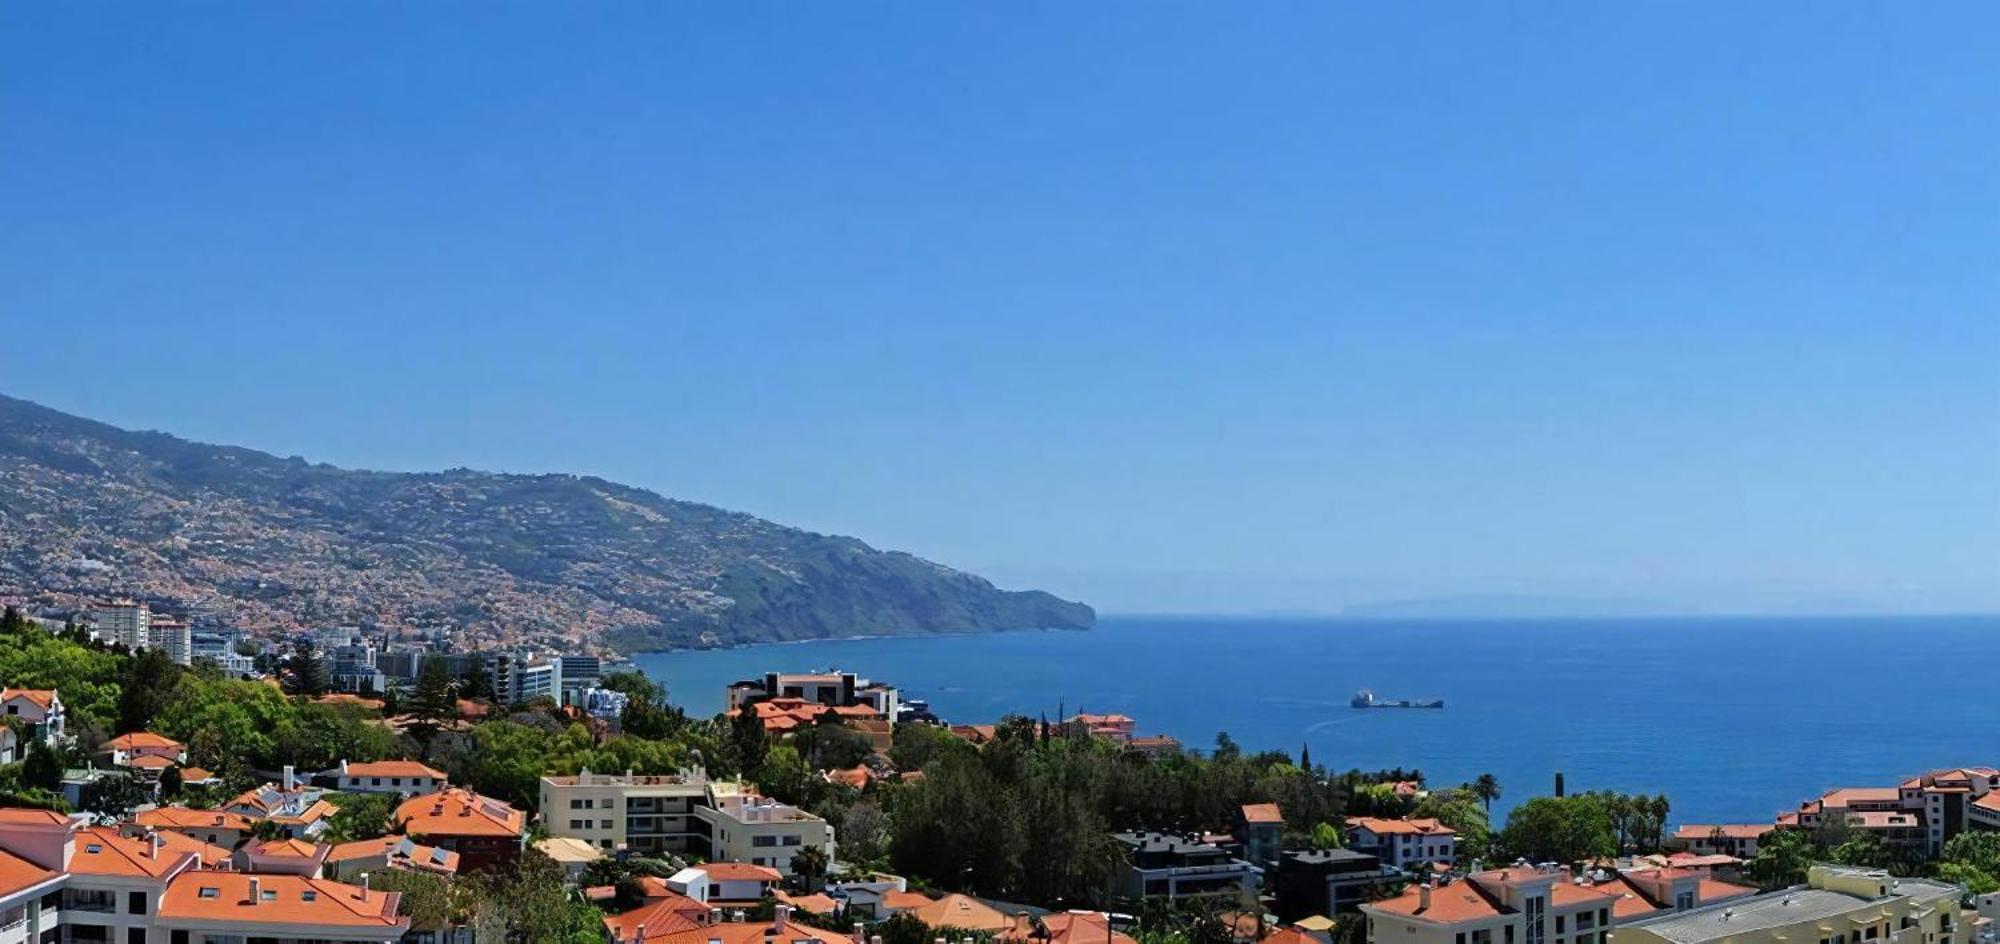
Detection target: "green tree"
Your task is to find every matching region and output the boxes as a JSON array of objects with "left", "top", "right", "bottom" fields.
[
  {"left": 117, "top": 647, "right": 182, "bottom": 734},
  {"left": 1497, "top": 795, "right": 1615, "bottom": 865},
  {"left": 1747, "top": 828, "right": 1815, "bottom": 890},
  {"left": 283, "top": 641, "right": 330, "bottom": 697},
  {"left": 21, "top": 739, "right": 63, "bottom": 792},
  {"left": 325, "top": 792, "right": 397, "bottom": 844},
  {"left": 791, "top": 844, "right": 829, "bottom": 890},
  {"left": 1310, "top": 822, "right": 1345, "bottom": 850},
  {"left": 758, "top": 744, "right": 814, "bottom": 805},
  {"left": 1472, "top": 774, "right": 1501, "bottom": 815},
  {"left": 159, "top": 764, "right": 184, "bottom": 800}
]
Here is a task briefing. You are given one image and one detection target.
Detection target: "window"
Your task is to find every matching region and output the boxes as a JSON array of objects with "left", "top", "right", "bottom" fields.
[
  {"left": 303, "top": 891, "right": 318, "bottom": 902},
  {"left": 1526, "top": 894, "right": 1545, "bottom": 944},
  {"left": 198, "top": 888, "right": 220, "bottom": 899},
  {"left": 601, "top": 819, "right": 613, "bottom": 829},
  {"left": 372, "top": 777, "right": 383, "bottom": 786},
  {"left": 129, "top": 929, "right": 146, "bottom": 944},
  {"left": 128, "top": 892, "right": 148, "bottom": 915},
  {"left": 1555, "top": 917, "right": 1564, "bottom": 933}
]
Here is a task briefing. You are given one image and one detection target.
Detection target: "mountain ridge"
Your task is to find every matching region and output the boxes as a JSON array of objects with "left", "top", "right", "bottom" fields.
[{"left": 0, "top": 394, "right": 1094, "bottom": 652}]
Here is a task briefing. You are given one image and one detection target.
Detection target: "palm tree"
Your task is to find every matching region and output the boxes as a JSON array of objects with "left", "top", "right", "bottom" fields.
[{"left": 1472, "top": 774, "right": 1501, "bottom": 815}]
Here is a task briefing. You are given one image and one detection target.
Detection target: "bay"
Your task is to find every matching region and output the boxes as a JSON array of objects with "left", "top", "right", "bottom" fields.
[{"left": 634, "top": 614, "right": 2000, "bottom": 825}]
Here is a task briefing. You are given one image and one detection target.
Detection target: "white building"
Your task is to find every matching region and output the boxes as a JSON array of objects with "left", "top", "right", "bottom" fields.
[
  {"left": 1346, "top": 816, "right": 1458, "bottom": 872},
  {"left": 0, "top": 689, "right": 64, "bottom": 748},
  {"left": 695, "top": 783, "right": 836, "bottom": 878},
  {"left": 146, "top": 617, "right": 193, "bottom": 666},
  {"left": 539, "top": 769, "right": 711, "bottom": 855},
  {"left": 92, "top": 600, "right": 150, "bottom": 651},
  {"left": 489, "top": 652, "right": 562, "bottom": 705},
  {"left": 328, "top": 759, "right": 448, "bottom": 796}
]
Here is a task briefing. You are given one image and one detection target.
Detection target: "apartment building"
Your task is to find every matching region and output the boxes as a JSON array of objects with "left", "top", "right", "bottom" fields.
[
  {"left": 1348, "top": 817, "right": 1458, "bottom": 872},
  {"left": 1363, "top": 863, "right": 1764, "bottom": 944},
  {"left": 539, "top": 770, "right": 711, "bottom": 856},
  {"left": 1239, "top": 803, "right": 1285, "bottom": 868},
  {"left": 487, "top": 653, "right": 562, "bottom": 705},
  {"left": 92, "top": 601, "right": 150, "bottom": 651},
  {"left": 145, "top": 618, "right": 192, "bottom": 667},
  {"left": 1611, "top": 866, "right": 1972, "bottom": 944},
  {"left": 726, "top": 671, "right": 900, "bottom": 721},
  {"left": 695, "top": 783, "right": 835, "bottom": 877},
  {"left": 1109, "top": 831, "right": 1260, "bottom": 902},
  {"left": 1786, "top": 769, "right": 2000, "bottom": 859}
]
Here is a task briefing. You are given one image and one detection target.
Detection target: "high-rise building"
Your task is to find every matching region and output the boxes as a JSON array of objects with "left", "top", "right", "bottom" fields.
[
  {"left": 147, "top": 616, "right": 193, "bottom": 666},
  {"left": 92, "top": 599, "right": 150, "bottom": 650}
]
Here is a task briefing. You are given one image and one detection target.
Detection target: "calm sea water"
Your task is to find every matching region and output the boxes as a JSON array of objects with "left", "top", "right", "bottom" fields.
[{"left": 634, "top": 615, "right": 2000, "bottom": 825}]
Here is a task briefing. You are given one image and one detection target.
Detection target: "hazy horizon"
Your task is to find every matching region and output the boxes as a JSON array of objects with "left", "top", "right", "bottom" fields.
[{"left": 6, "top": 6, "right": 1996, "bottom": 617}]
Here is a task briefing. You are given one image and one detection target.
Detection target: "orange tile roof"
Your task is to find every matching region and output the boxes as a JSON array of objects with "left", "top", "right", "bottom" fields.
[
  {"left": 1370, "top": 882, "right": 1501, "bottom": 922},
  {"left": 908, "top": 893, "right": 1014, "bottom": 932},
  {"left": 619, "top": 917, "right": 849, "bottom": 944},
  {"left": 179, "top": 766, "right": 218, "bottom": 782},
  {"left": 604, "top": 892, "right": 709, "bottom": 942},
  {"left": 107, "top": 731, "right": 184, "bottom": 751},
  {"left": 0, "top": 808, "right": 72, "bottom": 826},
  {"left": 149, "top": 830, "right": 233, "bottom": 867},
  {"left": 1673, "top": 823, "right": 1774, "bottom": 840},
  {"left": 775, "top": 891, "right": 841, "bottom": 915},
  {"left": 700, "top": 861, "right": 783, "bottom": 882},
  {"left": 1001, "top": 912, "right": 1139, "bottom": 944},
  {"left": 1349, "top": 816, "right": 1455, "bottom": 837},
  {"left": 138, "top": 807, "right": 255, "bottom": 832},
  {"left": 0, "top": 848, "right": 59, "bottom": 899},
  {"left": 1698, "top": 878, "right": 1758, "bottom": 901},
  {"left": 248, "top": 837, "right": 327, "bottom": 858},
  {"left": 0, "top": 688, "right": 56, "bottom": 709},
  {"left": 823, "top": 766, "right": 873, "bottom": 789},
  {"left": 1241, "top": 803, "right": 1284, "bottom": 824},
  {"left": 1819, "top": 787, "right": 1902, "bottom": 807},
  {"left": 328, "top": 836, "right": 461, "bottom": 874},
  {"left": 126, "top": 754, "right": 176, "bottom": 769},
  {"left": 394, "top": 788, "right": 526, "bottom": 839},
  {"left": 69, "top": 827, "right": 196, "bottom": 878},
  {"left": 157, "top": 872, "right": 409, "bottom": 932},
  {"left": 343, "top": 760, "right": 447, "bottom": 780}
]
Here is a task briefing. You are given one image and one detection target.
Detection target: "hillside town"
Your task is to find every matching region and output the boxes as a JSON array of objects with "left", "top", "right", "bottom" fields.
[{"left": 4, "top": 603, "right": 2000, "bottom": 944}]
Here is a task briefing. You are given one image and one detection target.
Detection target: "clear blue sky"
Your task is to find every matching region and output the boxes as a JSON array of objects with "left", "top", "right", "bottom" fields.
[{"left": 4, "top": 5, "right": 1996, "bottom": 615}]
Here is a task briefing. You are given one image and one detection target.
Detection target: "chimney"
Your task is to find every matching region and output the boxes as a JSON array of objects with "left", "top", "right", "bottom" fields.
[
  {"left": 775, "top": 906, "right": 791, "bottom": 933},
  {"left": 637, "top": 925, "right": 647, "bottom": 943},
  {"left": 711, "top": 908, "right": 723, "bottom": 925},
  {"left": 361, "top": 872, "right": 371, "bottom": 896},
  {"left": 282, "top": 765, "right": 296, "bottom": 790},
  {"left": 339, "top": 759, "right": 349, "bottom": 776},
  {"left": 1015, "top": 912, "right": 1033, "bottom": 937},
  {"left": 249, "top": 877, "right": 262, "bottom": 904},
  {"left": 150, "top": 832, "right": 162, "bottom": 859},
  {"left": 732, "top": 910, "right": 746, "bottom": 923},
  {"left": 1419, "top": 883, "right": 1432, "bottom": 911}
]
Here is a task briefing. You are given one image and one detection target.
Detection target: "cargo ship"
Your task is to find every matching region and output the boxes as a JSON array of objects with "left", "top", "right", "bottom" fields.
[{"left": 1351, "top": 688, "right": 1444, "bottom": 709}]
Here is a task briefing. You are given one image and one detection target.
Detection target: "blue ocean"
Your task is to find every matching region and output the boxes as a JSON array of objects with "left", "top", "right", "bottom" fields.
[{"left": 635, "top": 615, "right": 2000, "bottom": 826}]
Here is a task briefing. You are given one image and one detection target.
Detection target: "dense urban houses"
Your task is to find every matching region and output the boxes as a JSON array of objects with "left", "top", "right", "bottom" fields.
[
  {"left": 0, "top": 809, "right": 408, "bottom": 944},
  {"left": 726, "top": 671, "right": 902, "bottom": 721},
  {"left": 323, "top": 760, "right": 447, "bottom": 796},
  {"left": 390, "top": 789, "right": 528, "bottom": 873},
  {"left": 540, "top": 770, "right": 711, "bottom": 855},
  {"left": 1109, "top": 831, "right": 1259, "bottom": 902},
  {"left": 1611, "top": 867, "right": 1971, "bottom": 944},
  {"left": 1347, "top": 816, "right": 1459, "bottom": 872}
]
